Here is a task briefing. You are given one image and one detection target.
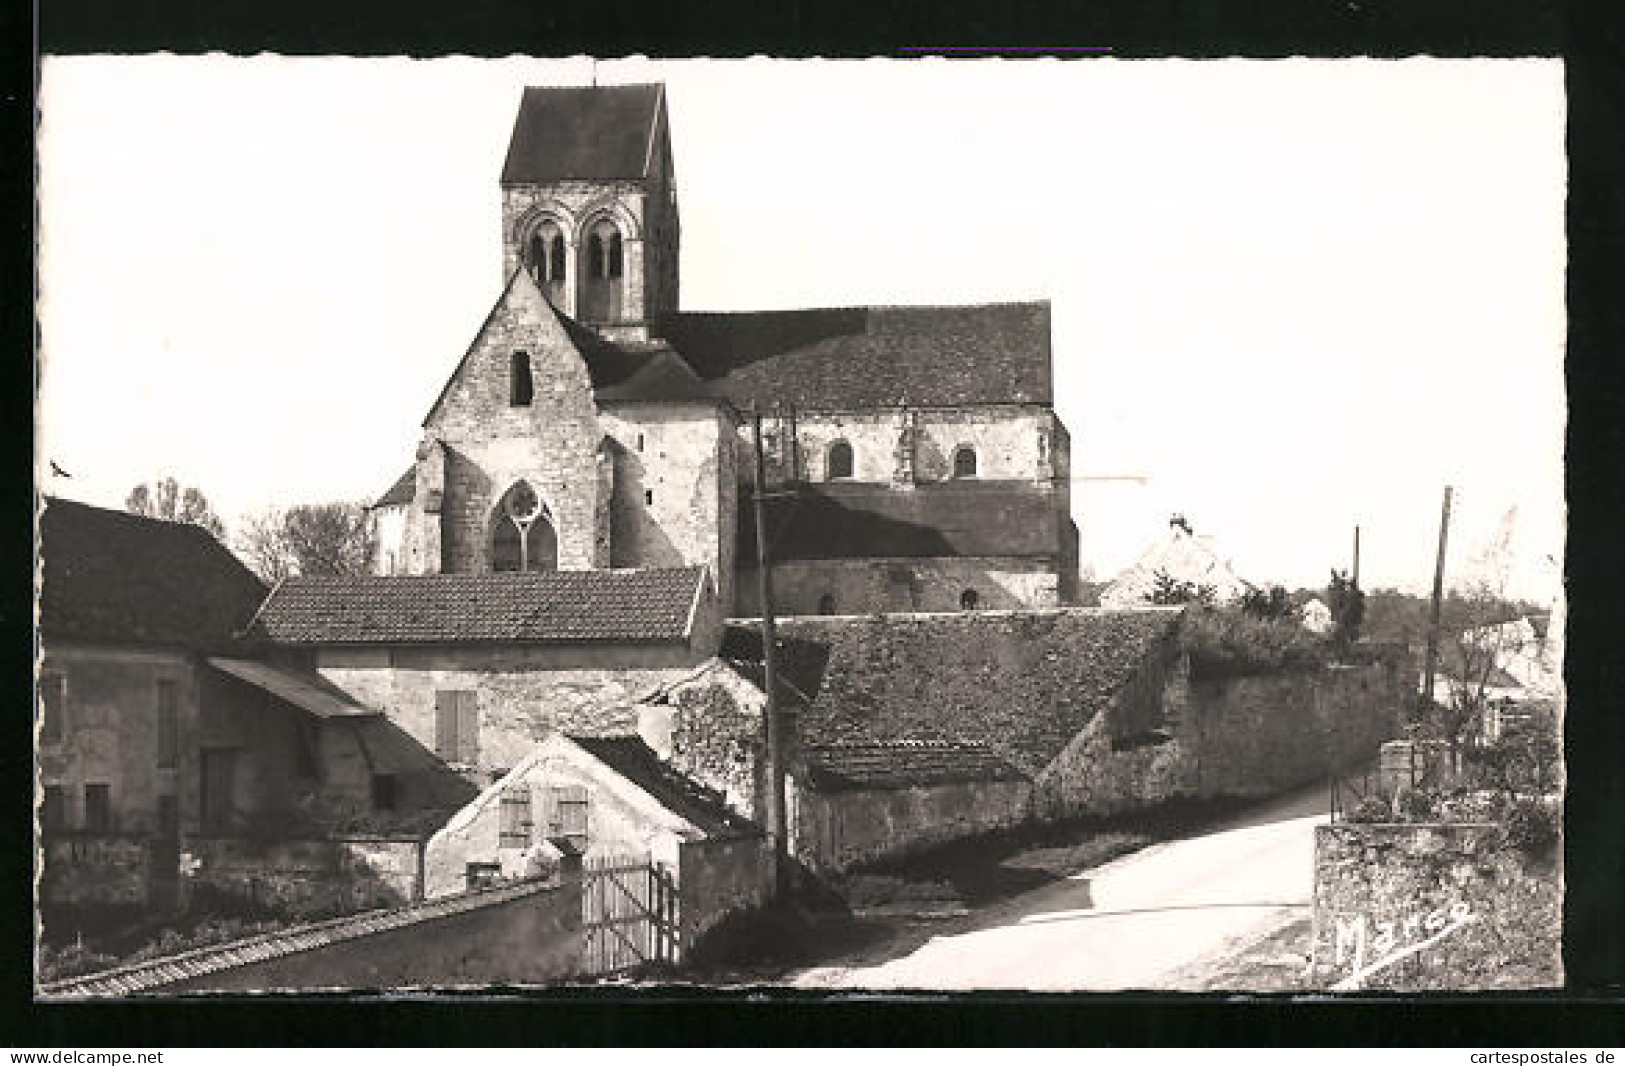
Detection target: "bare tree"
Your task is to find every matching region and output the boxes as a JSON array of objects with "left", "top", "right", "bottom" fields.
[
  {"left": 1437, "top": 507, "right": 1530, "bottom": 748},
  {"left": 125, "top": 476, "right": 226, "bottom": 540},
  {"left": 236, "top": 502, "right": 376, "bottom": 584}
]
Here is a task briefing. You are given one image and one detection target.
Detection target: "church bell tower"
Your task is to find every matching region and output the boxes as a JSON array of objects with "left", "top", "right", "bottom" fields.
[{"left": 498, "top": 83, "right": 681, "bottom": 344}]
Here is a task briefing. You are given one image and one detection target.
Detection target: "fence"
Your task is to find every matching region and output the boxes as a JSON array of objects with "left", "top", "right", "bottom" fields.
[{"left": 579, "top": 854, "right": 679, "bottom": 975}]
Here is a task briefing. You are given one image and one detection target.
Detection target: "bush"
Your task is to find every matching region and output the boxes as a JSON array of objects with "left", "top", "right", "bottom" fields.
[
  {"left": 1180, "top": 605, "right": 1329, "bottom": 679},
  {"left": 1346, "top": 795, "right": 1393, "bottom": 823},
  {"left": 1394, "top": 786, "right": 1441, "bottom": 822},
  {"left": 1503, "top": 797, "right": 1560, "bottom": 856}
]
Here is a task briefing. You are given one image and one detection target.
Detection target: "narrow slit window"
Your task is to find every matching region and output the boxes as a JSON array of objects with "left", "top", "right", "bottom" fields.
[
  {"left": 607, "top": 233, "right": 624, "bottom": 278},
  {"left": 510, "top": 351, "right": 533, "bottom": 406},
  {"left": 645, "top": 489, "right": 654, "bottom": 506},
  {"left": 548, "top": 235, "right": 566, "bottom": 280},
  {"left": 526, "top": 234, "right": 545, "bottom": 282},
  {"left": 588, "top": 234, "right": 605, "bottom": 279}
]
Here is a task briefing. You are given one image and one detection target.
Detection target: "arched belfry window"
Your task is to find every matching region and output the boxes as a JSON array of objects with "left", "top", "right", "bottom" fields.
[
  {"left": 510, "top": 351, "right": 533, "bottom": 407},
  {"left": 827, "top": 441, "right": 854, "bottom": 481},
  {"left": 526, "top": 221, "right": 566, "bottom": 287},
  {"left": 491, "top": 481, "right": 558, "bottom": 573},
  {"left": 578, "top": 217, "right": 625, "bottom": 324},
  {"left": 952, "top": 446, "right": 978, "bottom": 479}
]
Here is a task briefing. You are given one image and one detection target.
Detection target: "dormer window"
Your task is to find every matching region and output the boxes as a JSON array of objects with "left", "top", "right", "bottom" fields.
[
  {"left": 510, "top": 351, "right": 533, "bottom": 406},
  {"left": 952, "top": 446, "right": 978, "bottom": 479},
  {"left": 827, "top": 441, "right": 854, "bottom": 481}
]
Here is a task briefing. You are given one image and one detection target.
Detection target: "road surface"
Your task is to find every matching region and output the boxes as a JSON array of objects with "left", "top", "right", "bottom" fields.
[{"left": 793, "top": 784, "right": 1328, "bottom": 991}]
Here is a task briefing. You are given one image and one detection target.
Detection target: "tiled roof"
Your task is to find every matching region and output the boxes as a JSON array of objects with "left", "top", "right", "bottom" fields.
[
  {"left": 570, "top": 734, "right": 759, "bottom": 840},
  {"left": 38, "top": 498, "right": 268, "bottom": 651},
  {"left": 738, "top": 481, "right": 1064, "bottom": 562},
  {"left": 373, "top": 466, "right": 416, "bottom": 508},
  {"left": 654, "top": 302, "right": 1053, "bottom": 410},
  {"left": 800, "top": 739, "right": 1030, "bottom": 792},
  {"left": 501, "top": 84, "right": 663, "bottom": 183},
  {"left": 38, "top": 877, "right": 558, "bottom": 998},
  {"left": 247, "top": 568, "right": 706, "bottom": 646}
]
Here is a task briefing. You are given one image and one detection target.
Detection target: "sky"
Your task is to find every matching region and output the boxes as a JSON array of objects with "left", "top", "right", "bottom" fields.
[{"left": 36, "top": 56, "right": 1567, "bottom": 601}]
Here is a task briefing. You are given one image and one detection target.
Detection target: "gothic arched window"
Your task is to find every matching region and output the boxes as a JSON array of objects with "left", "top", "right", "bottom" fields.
[
  {"left": 952, "top": 446, "right": 978, "bottom": 479},
  {"left": 510, "top": 351, "right": 533, "bottom": 407},
  {"left": 491, "top": 481, "right": 558, "bottom": 573},
  {"left": 579, "top": 218, "right": 625, "bottom": 324},
  {"left": 527, "top": 221, "right": 566, "bottom": 286},
  {"left": 827, "top": 441, "right": 854, "bottom": 481}
]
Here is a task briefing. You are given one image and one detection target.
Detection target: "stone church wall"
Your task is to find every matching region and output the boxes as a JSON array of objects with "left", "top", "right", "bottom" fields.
[
  {"left": 746, "top": 556, "right": 1062, "bottom": 617},
  {"left": 427, "top": 274, "right": 607, "bottom": 574}
]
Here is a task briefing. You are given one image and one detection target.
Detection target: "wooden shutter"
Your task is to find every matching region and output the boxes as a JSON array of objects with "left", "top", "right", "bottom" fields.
[
  {"left": 434, "top": 691, "right": 459, "bottom": 760},
  {"left": 498, "top": 786, "right": 531, "bottom": 849},
  {"left": 456, "top": 691, "right": 480, "bottom": 765}
]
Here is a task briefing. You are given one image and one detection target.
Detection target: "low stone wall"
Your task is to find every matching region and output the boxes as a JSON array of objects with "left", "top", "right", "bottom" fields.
[
  {"left": 184, "top": 836, "right": 424, "bottom": 917},
  {"left": 790, "top": 777, "right": 1033, "bottom": 874},
  {"left": 43, "top": 876, "right": 581, "bottom": 996},
  {"left": 1309, "top": 821, "right": 1562, "bottom": 990},
  {"left": 1036, "top": 659, "right": 1404, "bottom": 818},
  {"left": 41, "top": 835, "right": 152, "bottom": 907},
  {"left": 677, "top": 835, "right": 774, "bottom": 946}
]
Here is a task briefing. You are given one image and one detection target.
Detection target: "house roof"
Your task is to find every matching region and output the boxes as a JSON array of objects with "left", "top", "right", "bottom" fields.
[
  {"left": 1100, "top": 523, "right": 1255, "bottom": 608},
  {"left": 800, "top": 739, "right": 1030, "bottom": 792},
  {"left": 738, "top": 481, "right": 1064, "bottom": 562},
  {"left": 373, "top": 466, "right": 416, "bottom": 508},
  {"left": 570, "top": 734, "right": 759, "bottom": 840},
  {"left": 654, "top": 302, "right": 1053, "bottom": 410},
  {"left": 501, "top": 84, "right": 664, "bottom": 183},
  {"left": 246, "top": 568, "right": 707, "bottom": 646},
  {"left": 38, "top": 498, "right": 268, "bottom": 651}
]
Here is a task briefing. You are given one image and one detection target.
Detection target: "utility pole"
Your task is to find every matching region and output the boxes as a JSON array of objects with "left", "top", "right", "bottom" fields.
[
  {"left": 1421, "top": 486, "right": 1454, "bottom": 711},
  {"left": 750, "top": 406, "right": 789, "bottom": 897},
  {"left": 1353, "top": 524, "right": 1361, "bottom": 587}
]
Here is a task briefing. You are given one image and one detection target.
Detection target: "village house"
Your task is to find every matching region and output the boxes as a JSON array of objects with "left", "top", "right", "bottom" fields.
[
  {"left": 368, "top": 83, "right": 1080, "bottom": 616},
  {"left": 36, "top": 498, "right": 473, "bottom": 920}
]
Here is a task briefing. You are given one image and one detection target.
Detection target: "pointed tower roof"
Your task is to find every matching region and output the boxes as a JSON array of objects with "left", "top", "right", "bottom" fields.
[{"left": 501, "top": 84, "right": 666, "bottom": 183}]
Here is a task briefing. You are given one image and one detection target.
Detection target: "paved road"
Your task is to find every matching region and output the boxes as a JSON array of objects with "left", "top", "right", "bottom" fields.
[{"left": 793, "top": 784, "right": 1329, "bottom": 991}]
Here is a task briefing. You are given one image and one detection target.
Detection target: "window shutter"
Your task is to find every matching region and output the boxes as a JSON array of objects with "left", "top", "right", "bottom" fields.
[
  {"left": 434, "top": 691, "right": 458, "bottom": 760},
  {"left": 457, "top": 691, "right": 480, "bottom": 765}
]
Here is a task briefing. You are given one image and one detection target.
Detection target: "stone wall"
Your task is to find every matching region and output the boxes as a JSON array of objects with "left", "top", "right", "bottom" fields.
[
  {"left": 790, "top": 777, "right": 1034, "bottom": 874},
  {"left": 183, "top": 836, "right": 425, "bottom": 917},
  {"left": 41, "top": 835, "right": 152, "bottom": 907},
  {"left": 164, "top": 878, "right": 582, "bottom": 993},
  {"left": 1037, "top": 657, "right": 1405, "bottom": 818},
  {"left": 677, "top": 835, "right": 774, "bottom": 945},
  {"left": 646, "top": 660, "right": 768, "bottom": 824},
  {"left": 752, "top": 557, "right": 1061, "bottom": 617},
  {"left": 315, "top": 645, "right": 704, "bottom": 779},
  {"left": 1309, "top": 821, "right": 1562, "bottom": 990}
]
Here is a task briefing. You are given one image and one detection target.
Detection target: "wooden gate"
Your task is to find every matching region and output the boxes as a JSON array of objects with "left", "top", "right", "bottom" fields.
[{"left": 580, "top": 855, "right": 680, "bottom": 975}]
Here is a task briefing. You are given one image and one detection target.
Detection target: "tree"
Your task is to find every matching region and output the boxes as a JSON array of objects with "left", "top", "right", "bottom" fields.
[
  {"left": 237, "top": 502, "right": 376, "bottom": 584},
  {"left": 1326, "top": 569, "right": 1365, "bottom": 647},
  {"left": 1146, "top": 569, "right": 1216, "bottom": 606},
  {"left": 1434, "top": 507, "right": 1532, "bottom": 748},
  {"left": 125, "top": 476, "right": 226, "bottom": 540},
  {"left": 1241, "top": 585, "right": 1298, "bottom": 623}
]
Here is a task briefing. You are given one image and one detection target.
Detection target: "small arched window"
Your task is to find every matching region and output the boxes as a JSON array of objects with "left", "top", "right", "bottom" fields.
[
  {"left": 818, "top": 593, "right": 837, "bottom": 615},
  {"left": 827, "top": 441, "right": 854, "bottom": 480},
  {"left": 952, "top": 446, "right": 978, "bottom": 479},
  {"left": 587, "top": 234, "right": 605, "bottom": 279},
  {"left": 607, "top": 233, "right": 624, "bottom": 279},
  {"left": 549, "top": 234, "right": 566, "bottom": 280},
  {"left": 510, "top": 351, "right": 533, "bottom": 406},
  {"left": 960, "top": 589, "right": 980, "bottom": 611},
  {"left": 526, "top": 234, "right": 545, "bottom": 280},
  {"left": 527, "top": 221, "right": 566, "bottom": 285}
]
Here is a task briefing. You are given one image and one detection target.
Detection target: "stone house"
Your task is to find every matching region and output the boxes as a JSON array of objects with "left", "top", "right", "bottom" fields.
[
  {"left": 423, "top": 731, "right": 761, "bottom": 898},
  {"left": 369, "top": 82, "right": 1080, "bottom": 616},
  {"left": 243, "top": 566, "right": 732, "bottom": 786},
  {"left": 36, "top": 498, "right": 472, "bottom": 916},
  {"left": 1099, "top": 516, "right": 1255, "bottom": 608}
]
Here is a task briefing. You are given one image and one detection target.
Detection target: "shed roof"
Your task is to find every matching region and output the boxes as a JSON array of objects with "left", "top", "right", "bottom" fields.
[
  {"left": 501, "top": 84, "right": 664, "bottom": 183},
  {"left": 207, "top": 657, "right": 378, "bottom": 719},
  {"left": 570, "top": 734, "right": 759, "bottom": 840},
  {"left": 39, "top": 498, "right": 268, "bottom": 652},
  {"left": 246, "top": 568, "right": 707, "bottom": 646}
]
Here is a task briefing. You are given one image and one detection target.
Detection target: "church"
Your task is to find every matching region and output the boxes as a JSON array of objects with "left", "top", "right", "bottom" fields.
[{"left": 371, "top": 83, "right": 1080, "bottom": 616}]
